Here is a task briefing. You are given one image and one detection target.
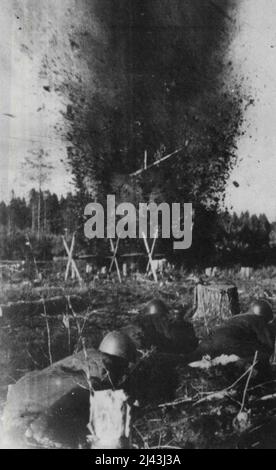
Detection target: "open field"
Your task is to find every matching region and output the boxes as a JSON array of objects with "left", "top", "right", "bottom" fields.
[{"left": 0, "top": 268, "right": 276, "bottom": 448}]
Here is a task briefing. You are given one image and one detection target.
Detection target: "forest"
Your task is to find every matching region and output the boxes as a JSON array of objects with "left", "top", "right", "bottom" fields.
[{"left": 0, "top": 190, "right": 274, "bottom": 268}]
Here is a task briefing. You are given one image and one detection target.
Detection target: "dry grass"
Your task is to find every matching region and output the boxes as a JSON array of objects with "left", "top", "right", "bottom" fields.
[{"left": 0, "top": 267, "right": 276, "bottom": 448}]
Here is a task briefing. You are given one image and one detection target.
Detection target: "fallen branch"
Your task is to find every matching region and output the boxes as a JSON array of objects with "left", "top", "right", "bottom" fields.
[
  {"left": 193, "top": 355, "right": 260, "bottom": 407},
  {"left": 0, "top": 295, "right": 89, "bottom": 321},
  {"left": 248, "top": 380, "right": 276, "bottom": 393},
  {"left": 232, "top": 352, "right": 258, "bottom": 434},
  {"left": 194, "top": 389, "right": 236, "bottom": 406},
  {"left": 257, "top": 393, "right": 276, "bottom": 402},
  {"left": 158, "top": 396, "right": 195, "bottom": 409},
  {"left": 240, "top": 351, "right": 258, "bottom": 414}
]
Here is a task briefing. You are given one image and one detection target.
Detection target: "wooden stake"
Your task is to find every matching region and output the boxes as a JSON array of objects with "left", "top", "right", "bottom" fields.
[
  {"left": 109, "top": 238, "right": 120, "bottom": 272},
  {"left": 142, "top": 232, "right": 158, "bottom": 283},
  {"left": 64, "top": 234, "right": 75, "bottom": 281},
  {"left": 146, "top": 229, "right": 158, "bottom": 274},
  {"left": 109, "top": 238, "right": 122, "bottom": 283},
  {"left": 62, "top": 235, "right": 83, "bottom": 286}
]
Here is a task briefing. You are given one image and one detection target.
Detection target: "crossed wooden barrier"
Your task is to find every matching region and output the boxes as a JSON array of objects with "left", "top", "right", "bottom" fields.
[
  {"left": 109, "top": 238, "right": 122, "bottom": 283},
  {"left": 62, "top": 231, "right": 159, "bottom": 284},
  {"left": 142, "top": 230, "right": 158, "bottom": 282},
  {"left": 62, "top": 234, "right": 83, "bottom": 286}
]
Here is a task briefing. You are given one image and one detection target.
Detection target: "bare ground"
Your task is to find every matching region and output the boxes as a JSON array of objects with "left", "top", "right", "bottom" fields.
[{"left": 0, "top": 268, "right": 276, "bottom": 448}]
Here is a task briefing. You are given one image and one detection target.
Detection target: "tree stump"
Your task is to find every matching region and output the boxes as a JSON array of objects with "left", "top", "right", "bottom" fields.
[
  {"left": 205, "top": 267, "right": 218, "bottom": 277},
  {"left": 193, "top": 283, "right": 240, "bottom": 333},
  {"left": 240, "top": 267, "right": 253, "bottom": 279},
  {"left": 87, "top": 390, "right": 131, "bottom": 449}
]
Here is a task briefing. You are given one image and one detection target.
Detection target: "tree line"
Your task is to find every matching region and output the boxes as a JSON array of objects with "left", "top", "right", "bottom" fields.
[
  {"left": 0, "top": 190, "right": 78, "bottom": 236},
  {"left": 0, "top": 190, "right": 79, "bottom": 260},
  {"left": 166, "top": 208, "right": 275, "bottom": 268},
  {"left": 0, "top": 192, "right": 275, "bottom": 267},
  {"left": 205, "top": 210, "right": 275, "bottom": 267}
]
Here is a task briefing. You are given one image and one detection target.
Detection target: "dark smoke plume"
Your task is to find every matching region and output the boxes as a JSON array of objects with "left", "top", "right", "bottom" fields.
[
  {"left": 58, "top": 0, "right": 243, "bottom": 211},
  {"left": 17, "top": 0, "right": 246, "bottom": 260}
]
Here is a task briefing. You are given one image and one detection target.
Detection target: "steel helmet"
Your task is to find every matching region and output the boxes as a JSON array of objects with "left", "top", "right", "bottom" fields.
[
  {"left": 251, "top": 299, "right": 274, "bottom": 323},
  {"left": 145, "top": 299, "right": 169, "bottom": 317},
  {"left": 99, "top": 331, "right": 137, "bottom": 363}
]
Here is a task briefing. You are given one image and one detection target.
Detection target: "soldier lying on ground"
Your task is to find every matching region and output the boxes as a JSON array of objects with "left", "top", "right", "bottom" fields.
[
  {"left": 121, "top": 298, "right": 198, "bottom": 355},
  {"left": 187, "top": 299, "right": 275, "bottom": 374},
  {"left": 2, "top": 332, "right": 137, "bottom": 448}
]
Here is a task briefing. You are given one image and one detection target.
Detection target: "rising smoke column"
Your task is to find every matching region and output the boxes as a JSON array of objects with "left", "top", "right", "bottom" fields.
[
  {"left": 15, "top": 0, "right": 244, "bottom": 208},
  {"left": 60, "top": 0, "right": 243, "bottom": 209}
]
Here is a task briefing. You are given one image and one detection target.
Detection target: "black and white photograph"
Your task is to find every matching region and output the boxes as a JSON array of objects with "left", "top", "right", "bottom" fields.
[{"left": 0, "top": 0, "right": 276, "bottom": 451}]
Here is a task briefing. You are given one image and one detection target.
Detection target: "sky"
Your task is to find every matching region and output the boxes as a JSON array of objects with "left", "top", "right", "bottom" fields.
[
  {"left": 225, "top": 0, "right": 276, "bottom": 221},
  {"left": 0, "top": 0, "right": 73, "bottom": 202},
  {"left": 0, "top": 0, "right": 276, "bottom": 220}
]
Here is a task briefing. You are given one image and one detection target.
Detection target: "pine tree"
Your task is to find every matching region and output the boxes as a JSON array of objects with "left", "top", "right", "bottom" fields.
[
  {"left": 0, "top": 202, "right": 8, "bottom": 227},
  {"left": 23, "top": 150, "right": 54, "bottom": 238}
]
